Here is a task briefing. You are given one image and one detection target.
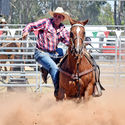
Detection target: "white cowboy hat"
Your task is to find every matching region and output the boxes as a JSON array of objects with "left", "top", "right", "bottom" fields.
[
  {"left": 0, "top": 18, "right": 7, "bottom": 24},
  {"left": 49, "top": 7, "right": 69, "bottom": 21}
]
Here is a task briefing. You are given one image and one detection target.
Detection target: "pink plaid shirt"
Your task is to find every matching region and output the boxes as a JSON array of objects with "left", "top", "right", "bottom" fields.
[{"left": 23, "top": 18, "right": 70, "bottom": 52}]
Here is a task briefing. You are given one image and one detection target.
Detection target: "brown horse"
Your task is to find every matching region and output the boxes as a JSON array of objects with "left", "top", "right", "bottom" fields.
[
  {"left": 0, "top": 38, "right": 21, "bottom": 80},
  {"left": 57, "top": 17, "right": 102, "bottom": 101}
]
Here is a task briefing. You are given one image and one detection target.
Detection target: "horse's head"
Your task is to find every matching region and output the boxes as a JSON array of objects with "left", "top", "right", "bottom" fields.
[{"left": 69, "top": 17, "right": 88, "bottom": 56}]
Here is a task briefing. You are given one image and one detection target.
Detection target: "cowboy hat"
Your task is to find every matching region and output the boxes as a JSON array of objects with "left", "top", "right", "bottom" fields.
[
  {"left": 49, "top": 7, "right": 69, "bottom": 21},
  {"left": 0, "top": 18, "right": 7, "bottom": 24}
]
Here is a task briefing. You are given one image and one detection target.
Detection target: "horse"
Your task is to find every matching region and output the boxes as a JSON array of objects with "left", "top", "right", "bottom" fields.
[
  {"left": 0, "top": 38, "right": 21, "bottom": 80},
  {"left": 57, "top": 17, "right": 104, "bottom": 101}
]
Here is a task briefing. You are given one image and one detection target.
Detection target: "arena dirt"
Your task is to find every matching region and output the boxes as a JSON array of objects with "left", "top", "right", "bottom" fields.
[{"left": 0, "top": 87, "right": 125, "bottom": 125}]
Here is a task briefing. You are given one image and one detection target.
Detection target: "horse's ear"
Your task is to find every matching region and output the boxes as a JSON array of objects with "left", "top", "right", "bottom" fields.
[
  {"left": 69, "top": 16, "right": 77, "bottom": 25},
  {"left": 82, "top": 19, "right": 88, "bottom": 26}
]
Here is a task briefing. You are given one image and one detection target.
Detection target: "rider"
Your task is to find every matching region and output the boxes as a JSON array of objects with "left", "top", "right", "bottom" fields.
[{"left": 22, "top": 7, "right": 70, "bottom": 97}]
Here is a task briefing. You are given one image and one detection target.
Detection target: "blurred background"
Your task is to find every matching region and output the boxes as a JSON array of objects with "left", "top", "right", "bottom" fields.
[{"left": 0, "top": 0, "right": 125, "bottom": 25}]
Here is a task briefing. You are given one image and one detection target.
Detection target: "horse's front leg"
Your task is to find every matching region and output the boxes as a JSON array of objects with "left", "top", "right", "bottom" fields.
[{"left": 56, "top": 87, "right": 65, "bottom": 101}]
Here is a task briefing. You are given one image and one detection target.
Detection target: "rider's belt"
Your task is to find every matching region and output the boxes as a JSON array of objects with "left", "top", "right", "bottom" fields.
[
  {"left": 36, "top": 47, "right": 56, "bottom": 53},
  {"left": 36, "top": 44, "right": 56, "bottom": 53}
]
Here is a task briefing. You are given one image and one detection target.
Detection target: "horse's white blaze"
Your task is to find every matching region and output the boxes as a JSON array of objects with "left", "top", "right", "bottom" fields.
[{"left": 76, "top": 27, "right": 80, "bottom": 50}]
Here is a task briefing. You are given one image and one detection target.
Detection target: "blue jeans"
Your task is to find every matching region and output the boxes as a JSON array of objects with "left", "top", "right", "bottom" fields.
[{"left": 34, "top": 48, "right": 65, "bottom": 92}]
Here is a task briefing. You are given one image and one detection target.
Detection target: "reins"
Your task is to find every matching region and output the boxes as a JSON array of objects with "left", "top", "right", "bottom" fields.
[{"left": 88, "top": 43, "right": 101, "bottom": 53}]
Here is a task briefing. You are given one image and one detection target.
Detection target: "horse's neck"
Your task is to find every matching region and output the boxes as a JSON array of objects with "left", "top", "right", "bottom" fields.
[{"left": 67, "top": 50, "right": 80, "bottom": 72}]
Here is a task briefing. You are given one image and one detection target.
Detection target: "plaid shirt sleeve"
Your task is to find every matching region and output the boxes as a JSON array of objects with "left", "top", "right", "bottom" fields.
[
  {"left": 23, "top": 18, "right": 47, "bottom": 33},
  {"left": 61, "top": 28, "right": 70, "bottom": 46}
]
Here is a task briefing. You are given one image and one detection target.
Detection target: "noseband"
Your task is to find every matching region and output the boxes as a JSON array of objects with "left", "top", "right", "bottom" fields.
[{"left": 70, "top": 24, "right": 86, "bottom": 57}]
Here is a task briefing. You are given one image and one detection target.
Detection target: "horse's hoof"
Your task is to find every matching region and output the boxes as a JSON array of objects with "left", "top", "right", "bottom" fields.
[{"left": 54, "top": 94, "right": 59, "bottom": 101}]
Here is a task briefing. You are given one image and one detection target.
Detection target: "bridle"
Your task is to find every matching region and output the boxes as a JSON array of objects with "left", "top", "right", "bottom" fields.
[{"left": 70, "top": 23, "right": 86, "bottom": 59}]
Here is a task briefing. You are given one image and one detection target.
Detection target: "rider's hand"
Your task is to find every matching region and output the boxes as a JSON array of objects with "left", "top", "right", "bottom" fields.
[{"left": 22, "top": 32, "right": 28, "bottom": 40}]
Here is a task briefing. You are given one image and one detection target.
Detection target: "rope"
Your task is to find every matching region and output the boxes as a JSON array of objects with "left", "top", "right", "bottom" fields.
[
  {"left": 1, "top": 42, "right": 13, "bottom": 48},
  {"left": 88, "top": 43, "right": 101, "bottom": 53}
]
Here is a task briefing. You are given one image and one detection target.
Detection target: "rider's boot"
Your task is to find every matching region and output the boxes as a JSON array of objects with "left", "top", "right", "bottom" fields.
[
  {"left": 54, "top": 86, "right": 59, "bottom": 98},
  {"left": 40, "top": 67, "right": 48, "bottom": 84},
  {"left": 93, "top": 82, "right": 102, "bottom": 97},
  {"left": 54, "top": 72, "right": 59, "bottom": 98}
]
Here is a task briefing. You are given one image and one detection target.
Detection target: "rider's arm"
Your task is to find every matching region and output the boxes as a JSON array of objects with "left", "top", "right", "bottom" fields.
[
  {"left": 22, "top": 18, "right": 47, "bottom": 38},
  {"left": 22, "top": 32, "right": 29, "bottom": 39}
]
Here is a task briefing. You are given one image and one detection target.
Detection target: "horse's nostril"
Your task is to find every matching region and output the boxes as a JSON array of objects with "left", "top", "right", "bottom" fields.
[{"left": 75, "top": 46, "right": 82, "bottom": 54}]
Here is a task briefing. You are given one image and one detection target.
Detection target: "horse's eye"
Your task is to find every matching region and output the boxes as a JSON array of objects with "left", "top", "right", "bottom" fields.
[
  {"left": 70, "top": 32, "right": 73, "bottom": 37},
  {"left": 83, "top": 32, "right": 85, "bottom": 35}
]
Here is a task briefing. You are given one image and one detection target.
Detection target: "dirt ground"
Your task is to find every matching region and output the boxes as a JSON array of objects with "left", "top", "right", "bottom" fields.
[
  {"left": 0, "top": 61, "right": 125, "bottom": 125},
  {"left": 0, "top": 87, "right": 124, "bottom": 125}
]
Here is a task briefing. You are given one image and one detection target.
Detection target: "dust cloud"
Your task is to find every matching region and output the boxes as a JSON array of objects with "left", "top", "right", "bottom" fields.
[{"left": 0, "top": 87, "right": 125, "bottom": 125}]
